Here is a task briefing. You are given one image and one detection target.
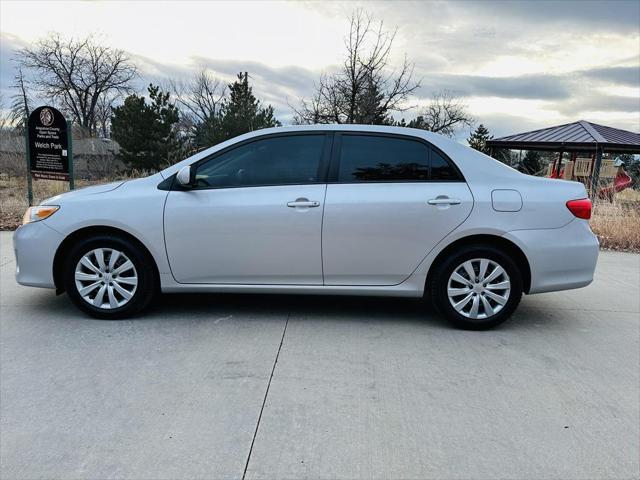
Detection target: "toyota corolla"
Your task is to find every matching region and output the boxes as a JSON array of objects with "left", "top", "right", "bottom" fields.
[{"left": 14, "top": 125, "right": 599, "bottom": 329}]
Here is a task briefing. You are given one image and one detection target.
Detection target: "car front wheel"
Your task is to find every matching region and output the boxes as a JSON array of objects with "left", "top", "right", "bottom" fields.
[
  {"left": 430, "top": 245, "right": 523, "bottom": 329},
  {"left": 63, "top": 234, "right": 157, "bottom": 319}
]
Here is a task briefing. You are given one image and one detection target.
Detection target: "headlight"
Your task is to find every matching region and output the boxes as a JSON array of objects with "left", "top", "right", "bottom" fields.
[{"left": 22, "top": 206, "right": 60, "bottom": 225}]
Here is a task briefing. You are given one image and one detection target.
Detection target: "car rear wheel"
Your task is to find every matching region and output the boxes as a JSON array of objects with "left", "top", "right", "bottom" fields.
[
  {"left": 430, "top": 245, "right": 522, "bottom": 329},
  {"left": 63, "top": 235, "right": 157, "bottom": 319}
]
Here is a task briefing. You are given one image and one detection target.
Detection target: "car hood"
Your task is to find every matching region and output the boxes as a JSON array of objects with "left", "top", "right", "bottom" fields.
[{"left": 41, "top": 181, "right": 126, "bottom": 205}]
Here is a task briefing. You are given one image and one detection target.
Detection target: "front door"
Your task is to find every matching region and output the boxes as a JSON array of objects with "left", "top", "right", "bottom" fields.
[{"left": 164, "top": 133, "right": 330, "bottom": 284}]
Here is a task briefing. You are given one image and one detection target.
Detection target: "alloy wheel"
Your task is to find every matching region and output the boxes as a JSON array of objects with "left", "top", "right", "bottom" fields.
[
  {"left": 74, "top": 248, "right": 138, "bottom": 309},
  {"left": 446, "top": 258, "right": 511, "bottom": 320}
]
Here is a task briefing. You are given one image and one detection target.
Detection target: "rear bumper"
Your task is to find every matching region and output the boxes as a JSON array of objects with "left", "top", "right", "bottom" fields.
[
  {"left": 13, "top": 222, "right": 64, "bottom": 289},
  {"left": 503, "top": 219, "right": 599, "bottom": 294}
]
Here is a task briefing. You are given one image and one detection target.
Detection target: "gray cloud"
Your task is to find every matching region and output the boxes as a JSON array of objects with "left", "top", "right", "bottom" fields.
[
  {"left": 415, "top": 66, "right": 640, "bottom": 103},
  {"left": 132, "top": 53, "right": 320, "bottom": 121},
  {"left": 189, "top": 56, "right": 319, "bottom": 96},
  {"left": 310, "top": 1, "right": 640, "bottom": 74},
  {"left": 556, "top": 95, "right": 640, "bottom": 115},
  {"left": 0, "top": 35, "right": 49, "bottom": 110},
  {"left": 463, "top": 0, "right": 640, "bottom": 31},
  {"left": 417, "top": 73, "right": 572, "bottom": 100},
  {"left": 306, "top": 0, "right": 640, "bottom": 31},
  {"left": 0, "top": 36, "right": 21, "bottom": 101},
  {"left": 581, "top": 66, "right": 640, "bottom": 87}
]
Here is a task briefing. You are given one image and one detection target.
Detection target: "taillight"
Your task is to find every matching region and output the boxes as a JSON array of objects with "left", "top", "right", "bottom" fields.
[{"left": 566, "top": 198, "right": 592, "bottom": 220}]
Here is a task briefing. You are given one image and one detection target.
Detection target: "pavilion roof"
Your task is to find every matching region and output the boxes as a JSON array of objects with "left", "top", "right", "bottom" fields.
[{"left": 486, "top": 120, "right": 640, "bottom": 153}]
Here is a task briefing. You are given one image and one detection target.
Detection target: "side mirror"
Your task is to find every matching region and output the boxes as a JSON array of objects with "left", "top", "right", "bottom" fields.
[{"left": 176, "top": 165, "right": 194, "bottom": 188}]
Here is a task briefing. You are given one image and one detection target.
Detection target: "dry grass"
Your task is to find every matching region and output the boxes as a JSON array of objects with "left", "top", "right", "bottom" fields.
[
  {"left": 590, "top": 199, "right": 640, "bottom": 252},
  {"left": 1, "top": 174, "right": 639, "bottom": 252},
  {"left": 0, "top": 175, "right": 110, "bottom": 229},
  {"left": 616, "top": 188, "right": 640, "bottom": 202},
  {"left": 0, "top": 171, "right": 155, "bottom": 230}
]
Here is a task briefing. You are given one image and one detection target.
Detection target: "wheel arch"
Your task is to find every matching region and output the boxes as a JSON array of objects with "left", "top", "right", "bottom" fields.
[
  {"left": 425, "top": 234, "right": 532, "bottom": 294},
  {"left": 52, "top": 225, "right": 160, "bottom": 293}
]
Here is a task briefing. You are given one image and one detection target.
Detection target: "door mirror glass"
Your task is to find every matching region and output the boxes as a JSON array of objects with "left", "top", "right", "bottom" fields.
[{"left": 176, "top": 165, "right": 193, "bottom": 187}]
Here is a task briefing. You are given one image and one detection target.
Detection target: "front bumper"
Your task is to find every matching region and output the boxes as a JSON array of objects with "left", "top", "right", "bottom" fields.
[
  {"left": 13, "top": 221, "right": 64, "bottom": 288},
  {"left": 504, "top": 219, "right": 599, "bottom": 294}
]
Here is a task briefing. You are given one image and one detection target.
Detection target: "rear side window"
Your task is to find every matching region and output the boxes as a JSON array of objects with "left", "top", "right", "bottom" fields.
[
  {"left": 337, "top": 135, "right": 461, "bottom": 182},
  {"left": 194, "top": 135, "right": 325, "bottom": 189},
  {"left": 431, "top": 149, "right": 461, "bottom": 181}
]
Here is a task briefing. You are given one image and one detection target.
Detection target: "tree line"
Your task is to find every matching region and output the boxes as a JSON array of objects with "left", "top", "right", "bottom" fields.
[{"left": 6, "top": 10, "right": 508, "bottom": 172}]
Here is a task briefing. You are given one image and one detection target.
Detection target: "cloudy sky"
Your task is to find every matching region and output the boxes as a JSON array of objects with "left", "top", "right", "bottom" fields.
[{"left": 1, "top": 0, "right": 638, "bottom": 139}]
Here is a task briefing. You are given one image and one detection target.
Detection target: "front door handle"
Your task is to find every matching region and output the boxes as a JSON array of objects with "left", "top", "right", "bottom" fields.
[
  {"left": 287, "top": 198, "right": 320, "bottom": 208},
  {"left": 428, "top": 196, "right": 461, "bottom": 206}
]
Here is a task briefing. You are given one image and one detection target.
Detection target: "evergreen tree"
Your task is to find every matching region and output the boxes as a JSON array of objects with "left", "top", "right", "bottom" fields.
[
  {"left": 466, "top": 124, "right": 512, "bottom": 166},
  {"left": 220, "top": 72, "right": 279, "bottom": 142},
  {"left": 521, "top": 150, "right": 542, "bottom": 175},
  {"left": 491, "top": 148, "right": 513, "bottom": 166},
  {"left": 194, "top": 115, "right": 223, "bottom": 150},
  {"left": 406, "top": 116, "right": 428, "bottom": 130},
  {"left": 195, "top": 72, "right": 280, "bottom": 147},
  {"left": 111, "top": 84, "right": 181, "bottom": 170},
  {"left": 467, "top": 124, "right": 492, "bottom": 154},
  {"left": 354, "top": 72, "right": 391, "bottom": 124}
]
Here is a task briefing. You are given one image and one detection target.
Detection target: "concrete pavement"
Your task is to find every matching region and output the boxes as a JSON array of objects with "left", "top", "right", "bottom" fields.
[{"left": 1, "top": 231, "right": 638, "bottom": 479}]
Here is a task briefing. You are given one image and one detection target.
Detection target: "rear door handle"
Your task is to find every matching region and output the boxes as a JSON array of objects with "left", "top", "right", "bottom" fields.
[
  {"left": 287, "top": 198, "right": 320, "bottom": 208},
  {"left": 428, "top": 196, "right": 461, "bottom": 206}
]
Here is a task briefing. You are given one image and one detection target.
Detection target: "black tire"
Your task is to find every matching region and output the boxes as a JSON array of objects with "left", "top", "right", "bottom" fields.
[
  {"left": 429, "top": 244, "right": 523, "bottom": 330},
  {"left": 63, "top": 234, "right": 157, "bottom": 319}
]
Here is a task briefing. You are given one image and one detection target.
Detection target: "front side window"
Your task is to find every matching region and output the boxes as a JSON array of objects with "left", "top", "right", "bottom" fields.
[
  {"left": 194, "top": 135, "right": 325, "bottom": 189},
  {"left": 338, "top": 135, "right": 430, "bottom": 182}
]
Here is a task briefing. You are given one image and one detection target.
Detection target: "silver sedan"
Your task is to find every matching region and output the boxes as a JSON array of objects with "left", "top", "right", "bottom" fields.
[{"left": 14, "top": 125, "right": 599, "bottom": 329}]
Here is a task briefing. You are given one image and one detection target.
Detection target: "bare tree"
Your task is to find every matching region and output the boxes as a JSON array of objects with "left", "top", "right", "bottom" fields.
[
  {"left": 294, "top": 10, "right": 420, "bottom": 124},
  {"left": 16, "top": 34, "right": 137, "bottom": 136},
  {"left": 407, "top": 91, "right": 474, "bottom": 137},
  {"left": 170, "top": 68, "right": 226, "bottom": 125},
  {"left": 0, "top": 93, "right": 10, "bottom": 130},
  {"left": 87, "top": 151, "right": 119, "bottom": 179},
  {"left": 9, "top": 68, "right": 31, "bottom": 131},
  {"left": 0, "top": 93, "right": 27, "bottom": 177},
  {"left": 94, "top": 94, "right": 115, "bottom": 138}
]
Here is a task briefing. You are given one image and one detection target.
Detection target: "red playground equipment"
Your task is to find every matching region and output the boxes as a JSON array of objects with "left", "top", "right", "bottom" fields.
[
  {"left": 599, "top": 171, "right": 633, "bottom": 199},
  {"left": 547, "top": 152, "right": 634, "bottom": 199}
]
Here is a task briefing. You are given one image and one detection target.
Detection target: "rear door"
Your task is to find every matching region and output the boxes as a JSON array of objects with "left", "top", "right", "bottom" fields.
[{"left": 322, "top": 133, "right": 473, "bottom": 286}]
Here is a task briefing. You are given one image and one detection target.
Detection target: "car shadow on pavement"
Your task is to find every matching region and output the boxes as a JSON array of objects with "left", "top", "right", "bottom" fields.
[
  {"left": 154, "top": 292, "right": 441, "bottom": 324},
  {"left": 148, "top": 292, "right": 561, "bottom": 332},
  {"left": 13, "top": 287, "right": 567, "bottom": 332}
]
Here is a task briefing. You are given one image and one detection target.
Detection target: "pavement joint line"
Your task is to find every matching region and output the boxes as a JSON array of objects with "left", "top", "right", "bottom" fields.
[
  {"left": 522, "top": 307, "right": 639, "bottom": 313},
  {"left": 242, "top": 312, "right": 290, "bottom": 480}
]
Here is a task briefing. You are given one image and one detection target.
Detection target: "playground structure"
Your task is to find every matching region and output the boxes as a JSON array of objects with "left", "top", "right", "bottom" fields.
[
  {"left": 547, "top": 153, "right": 633, "bottom": 200},
  {"left": 486, "top": 120, "right": 639, "bottom": 199}
]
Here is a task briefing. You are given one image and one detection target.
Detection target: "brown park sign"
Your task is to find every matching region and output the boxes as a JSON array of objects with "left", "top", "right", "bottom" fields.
[{"left": 27, "top": 106, "right": 70, "bottom": 181}]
